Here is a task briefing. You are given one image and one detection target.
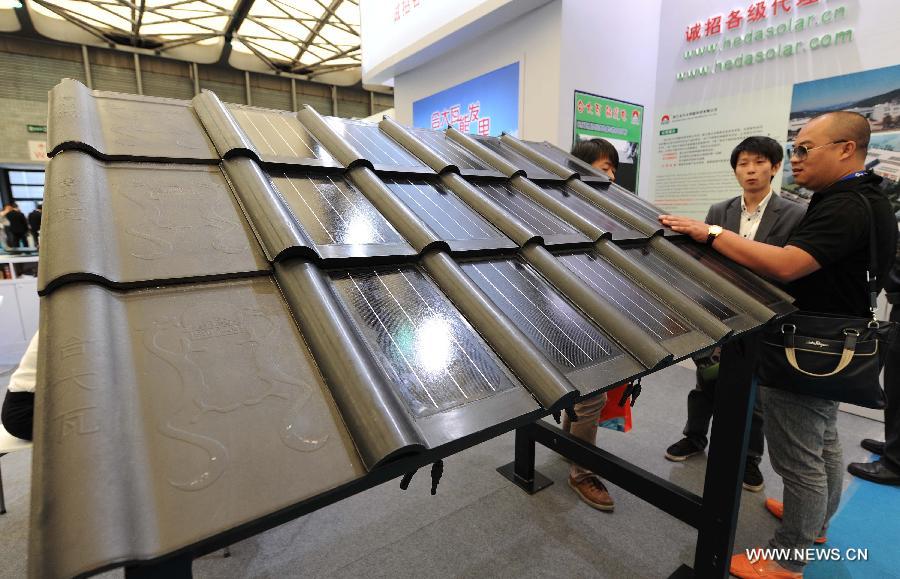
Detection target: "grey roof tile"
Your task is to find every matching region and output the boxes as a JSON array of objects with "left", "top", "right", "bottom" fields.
[
  {"left": 48, "top": 79, "right": 219, "bottom": 162},
  {"left": 32, "top": 279, "right": 365, "bottom": 579},
  {"left": 38, "top": 151, "right": 270, "bottom": 294}
]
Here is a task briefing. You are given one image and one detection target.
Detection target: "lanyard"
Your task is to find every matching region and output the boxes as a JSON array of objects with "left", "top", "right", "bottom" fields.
[{"left": 839, "top": 171, "right": 867, "bottom": 182}]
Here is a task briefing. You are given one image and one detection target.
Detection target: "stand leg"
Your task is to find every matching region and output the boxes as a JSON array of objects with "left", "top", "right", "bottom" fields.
[
  {"left": 125, "top": 554, "right": 193, "bottom": 579},
  {"left": 693, "top": 333, "right": 760, "bottom": 578},
  {"left": 497, "top": 424, "right": 553, "bottom": 494}
]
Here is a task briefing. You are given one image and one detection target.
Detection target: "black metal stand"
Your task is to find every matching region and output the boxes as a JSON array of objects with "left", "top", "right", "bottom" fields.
[{"left": 502, "top": 333, "right": 760, "bottom": 579}]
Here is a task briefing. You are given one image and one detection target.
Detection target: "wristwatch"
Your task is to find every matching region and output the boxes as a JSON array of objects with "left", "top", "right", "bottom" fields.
[{"left": 706, "top": 225, "right": 724, "bottom": 245}]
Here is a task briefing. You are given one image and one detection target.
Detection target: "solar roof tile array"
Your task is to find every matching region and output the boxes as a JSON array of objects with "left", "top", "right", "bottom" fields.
[{"left": 32, "top": 78, "right": 795, "bottom": 579}]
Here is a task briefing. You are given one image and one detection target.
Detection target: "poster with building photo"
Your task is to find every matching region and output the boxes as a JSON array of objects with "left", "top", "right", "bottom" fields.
[
  {"left": 573, "top": 91, "right": 643, "bottom": 192},
  {"left": 784, "top": 64, "right": 900, "bottom": 222}
]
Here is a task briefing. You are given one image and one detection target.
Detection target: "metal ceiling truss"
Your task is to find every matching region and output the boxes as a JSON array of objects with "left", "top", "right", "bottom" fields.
[{"left": 19, "top": 0, "right": 360, "bottom": 75}]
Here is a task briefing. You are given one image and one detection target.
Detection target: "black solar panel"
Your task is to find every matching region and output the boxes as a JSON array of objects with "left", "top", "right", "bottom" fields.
[
  {"left": 462, "top": 258, "right": 622, "bottom": 371},
  {"left": 624, "top": 246, "right": 737, "bottom": 321},
  {"left": 539, "top": 184, "right": 642, "bottom": 239},
  {"left": 471, "top": 135, "right": 558, "bottom": 180},
  {"left": 325, "top": 117, "right": 428, "bottom": 170},
  {"left": 384, "top": 179, "right": 510, "bottom": 244},
  {"left": 229, "top": 106, "right": 337, "bottom": 163},
  {"left": 677, "top": 243, "right": 787, "bottom": 307},
  {"left": 558, "top": 252, "right": 691, "bottom": 340},
  {"left": 269, "top": 172, "right": 410, "bottom": 251},
  {"left": 331, "top": 266, "right": 521, "bottom": 418},
  {"left": 407, "top": 128, "right": 500, "bottom": 173},
  {"left": 471, "top": 182, "right": 584, "bottom": 239}
]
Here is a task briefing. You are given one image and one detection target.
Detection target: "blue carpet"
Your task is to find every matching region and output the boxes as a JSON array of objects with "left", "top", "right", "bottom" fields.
[{"left": 806, "top": 456, "right": 900, "bottom": 578}]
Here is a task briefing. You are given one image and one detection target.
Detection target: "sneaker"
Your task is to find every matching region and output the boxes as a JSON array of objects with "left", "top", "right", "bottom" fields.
[
  {"left": 730, "top": 553, "right": 802, "bottom": 578},
  {"left": 765, "top": 498, "right": 827, "bottom": 544},
  {"left": 568, "top": 475, "right": 615, "bottom": 511},
  {"left": 743, "top": 461, "right": 765, "bottom": 492},
  {"left": 860, "top": 438, "right": 885, "bottom": 455},
  {"left": 665, "top": 438, "right": 705, "bottom": 462}
]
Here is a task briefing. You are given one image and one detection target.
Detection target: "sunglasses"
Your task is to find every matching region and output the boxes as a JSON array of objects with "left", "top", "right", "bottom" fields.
[{"left": 788, "top": 140, "right": 848, "bottom": 161}]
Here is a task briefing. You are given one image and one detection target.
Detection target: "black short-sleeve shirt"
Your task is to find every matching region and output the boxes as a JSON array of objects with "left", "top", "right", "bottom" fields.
[{"left": 786, "top": 172, "right": 897, "bottom": 316}]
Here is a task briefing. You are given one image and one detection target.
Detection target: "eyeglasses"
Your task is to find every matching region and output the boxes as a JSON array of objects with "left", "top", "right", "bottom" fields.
[{"left": 788, "top": 140, "right": 848, "bottom": 161}]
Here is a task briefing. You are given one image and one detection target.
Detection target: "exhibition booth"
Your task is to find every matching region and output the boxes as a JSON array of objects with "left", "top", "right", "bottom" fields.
[{"left": 1, "top": 1, "right": 898, "bottom": 577}]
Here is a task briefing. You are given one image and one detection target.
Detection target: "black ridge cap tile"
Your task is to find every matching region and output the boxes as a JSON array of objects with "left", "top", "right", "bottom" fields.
[
  {"left": 522, "top": 139, "right": 611, "bottom": 180},
  {"left": 38, "top": 151, "right": 270, "bottom": 295},
  {"left": 31, "top": 278, "right": 366, "bottom": 579},
  {"left": 48, "top": 78, "right": 219, "bottom": 163},
  {"left": 469, "top": 134, "right": 562, "bottom": 181}
]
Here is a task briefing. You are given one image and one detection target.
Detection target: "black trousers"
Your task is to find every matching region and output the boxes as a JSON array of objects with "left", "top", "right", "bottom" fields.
[
  {"left": 884, "top": 304, "right": 900, "bottom": 471},
  {"left": 683, "top": 363, "right": 765, "bottom": 464},
  {"left": 1, "top": 391, "right": 34, "bottom": 441}
]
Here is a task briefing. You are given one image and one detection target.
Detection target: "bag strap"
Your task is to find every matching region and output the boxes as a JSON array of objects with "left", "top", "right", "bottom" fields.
[
  {"left": 852, "top": 190, "right": 880, "bottom": 324},
  {"left": 781, "top": 324, "right": 861, "bottom": 377}
]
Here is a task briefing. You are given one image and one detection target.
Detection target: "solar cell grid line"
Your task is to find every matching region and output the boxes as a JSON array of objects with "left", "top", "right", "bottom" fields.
[
  {"left": 384, "top": 179, "right": 509, "bottom": 243},
  {"left": 325, "top": 117, "right": 428, "bottom": 169},
  {"left": 269, "top": 173, "right": 412, "bottom": 253},
  {"left": 559, "top": 252, "right": 691, "bottom": 341},
  {"left": 625, "top": 246, "right": 737, "bottom": 321},
  {"left": 407, "top": 127, "right": 501, "bottom": 173},
  {"left": 648, "top": 236, "right": 779, "bottom": 323},
  {"left": 473, "top": 181, "right": 582, "bottom": 238},
  {"left": 330, "top": 266, "right": 521, "bottom": 419},
  {"left": 461, "top": 259, "right": 620, "bottom": 372},
  {"left": 540, "top": 183, "right": 643, "bottom": 239},
  {"left": 677, "top": 242, "right": 795, "bottom": 312}
]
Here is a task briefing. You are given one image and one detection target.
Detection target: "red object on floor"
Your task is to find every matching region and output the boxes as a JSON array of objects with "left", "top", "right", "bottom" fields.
[{"left": 598, "top": 383, "right": 632, "bottom": 432}]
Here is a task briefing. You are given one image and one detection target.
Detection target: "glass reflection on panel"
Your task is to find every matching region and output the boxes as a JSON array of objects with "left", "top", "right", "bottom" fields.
[{"left": 415, "top": 315, "right": 453, "bottom": 374}]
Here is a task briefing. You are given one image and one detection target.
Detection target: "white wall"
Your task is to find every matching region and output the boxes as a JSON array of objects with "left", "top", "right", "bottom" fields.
[
  {"left": 558, "top": 0, "right": 663, "bottom": 194},
  {"left": 393, "top": 1, "right": 562, "bottom": 143}
]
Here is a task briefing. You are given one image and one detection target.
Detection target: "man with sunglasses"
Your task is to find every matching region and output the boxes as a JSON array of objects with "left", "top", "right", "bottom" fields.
[{"left": 660, "top": 111, "right": 897, "bottom": 578}]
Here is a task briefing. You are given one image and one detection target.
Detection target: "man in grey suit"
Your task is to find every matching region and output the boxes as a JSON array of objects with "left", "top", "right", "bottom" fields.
[{"left": 665, "top": 136, "right": 806, "bottom": 492}]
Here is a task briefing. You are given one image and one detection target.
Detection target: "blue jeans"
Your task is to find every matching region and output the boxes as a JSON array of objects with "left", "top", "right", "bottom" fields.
[{"left": 761, "top": 385, "right": 842, "bottom": 570}]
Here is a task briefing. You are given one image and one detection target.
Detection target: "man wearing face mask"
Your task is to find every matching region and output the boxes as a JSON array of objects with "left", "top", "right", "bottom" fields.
[{"left": 660, "top": 111, "right": 897, "bottom": 578}]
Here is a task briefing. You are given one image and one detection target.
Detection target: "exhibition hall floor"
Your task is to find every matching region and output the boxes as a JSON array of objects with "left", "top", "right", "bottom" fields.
[{"left": 1, "top": 364, "right": 890, "bottom": 578}]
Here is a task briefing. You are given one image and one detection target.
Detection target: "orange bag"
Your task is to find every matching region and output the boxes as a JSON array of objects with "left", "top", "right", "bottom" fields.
[{"left": 598, "top": 382, "right": 633, "bottom": 432}]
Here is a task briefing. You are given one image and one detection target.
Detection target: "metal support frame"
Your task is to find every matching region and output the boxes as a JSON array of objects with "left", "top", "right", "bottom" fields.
[
  {"left": 499, "top": 333, "right": 761, "bottom": 578},
  {"left": 191, "top": 62, "right": 200, "bottom": 96},
  {"left": 81, "top": 45, "right": 93, "bottom": 89},
  {"left": 331, "top": 85, "right": 338, "bottom": 117},
  {"left": 134, "top": 53, "right": 143, "bottom": 95},
  {"left": 291, "top": 78, "right": 297, "bottom": 112},
  {"left": 244, "top": 71, "right": 252, "bottom": 106}
]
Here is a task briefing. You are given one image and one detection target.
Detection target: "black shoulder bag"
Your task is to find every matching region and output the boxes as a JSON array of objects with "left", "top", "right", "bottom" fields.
[{"left": 758, "top": 192, "right": 898, "bottom": 409}]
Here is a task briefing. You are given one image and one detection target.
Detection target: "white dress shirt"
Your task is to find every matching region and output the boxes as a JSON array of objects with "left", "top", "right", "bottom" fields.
[{"left": 739, "top": 189, "right": 774, "bottom": 241}]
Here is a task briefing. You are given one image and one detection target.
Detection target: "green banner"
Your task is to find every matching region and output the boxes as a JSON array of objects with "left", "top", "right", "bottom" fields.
[
  {"left": 573, "top": 91, "right": 644, "bottom": 192},
  {"left": 27, "top": 124, "right": 47, "bottom": 133}
]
